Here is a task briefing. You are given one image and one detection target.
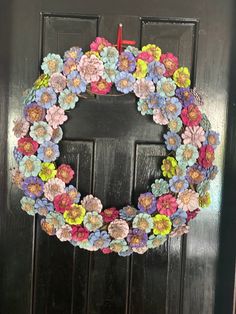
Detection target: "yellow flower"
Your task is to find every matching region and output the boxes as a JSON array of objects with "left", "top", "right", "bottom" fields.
[
  {"left": 39, "top": 162, "right": 57, "bottom": 181},
  {"left": 85, "top": 50, "right": 101, "bottom": 59},
  {"left": 63, "top": 204, "right": 85, "bottom": 225},
  {"left": 34, "top": 74, "right": 49, "bottom": 89},
  {"left": 142, "top": 44, "right": 162, "bottom": 61},
  {"left": 153, "top": 214, "right": 172, "bottom": 235},
  {"left": 173, "top": 67, "right": 191, "bottom": 88},
  {"left": 161, "top": 157, "right": 177, "bottom": 178},
  {"left": 199, "top": 192, "right": 211, "bottom": 208},
  {"left": 133, "top": 59, "right": 148, "bottom": 79}
]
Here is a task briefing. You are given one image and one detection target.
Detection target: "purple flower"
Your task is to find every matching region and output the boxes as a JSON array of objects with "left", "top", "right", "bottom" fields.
[
  {"left": 147, "top": 93, "right": 165, "bottom": 109},
  {"left": 186, "top": 165, "right": 206, "bottom": 184},
  {"left": 118, "top": 51, "right": 136, "bottom": 72},
  {"left": 22, "top": 176, "right": 44, "bottom": 199},
  {"left": 88, "top": 230, "right": 111, "bottom": 249},
  {"left": 64, "top": 47, "right": 83, "bottom": 61},
  {"left": 13, "top": 147, "right": 23, "bottom": 163},
  {"left": 34, "top": 198, "right": 54, "bottom": 216},
  {"left": 163, "top": 131, "right": 181, "bottom": 151},
  {"left": 138, "top": 192, "right": 157, "bottom": 214},
  {"left": 175, "top": 87, "right": 195, "bottom": 107},
  {"left": 67, "top": 70, "right": 87, "bottom": 94},
  {"left": 115, "top": 72, "right": 135, "bottom": 94},
  {"left": 35, "top": 87, "right": 57, "bottom": 109},
  {"left": 127, "top": 229, "right": 148, "bottom": 248},
  {"left": 37, "top": 141, "right": 60, "bottom": 162},
  {"left": 162, "top": 97, "right": 182, "bottom": 120},
  {"left": 169, "top": 176, "right": 189, "bottom": 193},
  {"left": 24, "top": 102, "right": 46, "bottom": 123},
  {"left": 171, "top": 209, "right": 187, "bottom": 227},
  {"left": 147, "top": 61, "right": 166, "bottom": 83}
]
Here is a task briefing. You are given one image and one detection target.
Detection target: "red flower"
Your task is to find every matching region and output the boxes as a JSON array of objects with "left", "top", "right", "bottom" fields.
[
  {"left": 90, "top": 78, "right": 112, "bottom": 95},
  {"left": 56, "top": 164, "right": 74, "bottom": 184},
  {"left": 17, "top": 137, "right": 39, "bottom": 156},
  {"left": 101, "top": 207, "right": 119, "bottom": 223},
  {"left": 181, "top": 104, "right": 202, "bottom": 126},
  {"left": 198, "top": 145, "right": 215, "bottom": 169},
  {"left": 71, "top": 226, "right": 89, "bottom": 242},
  {"left": 186, "top": 208, "right": 200, "bottom": 222},
  {"left": 101, "top": 247, "right": 112, "bottom": 254},
  {"left": 160, "top": 52, "right": 179, "bottom": 77},
  {"left": 157, "top": 194, "right": 178, "bottom": 216},
  {"left": 54, "top": 193, "right": 72, "bottom": 213}
]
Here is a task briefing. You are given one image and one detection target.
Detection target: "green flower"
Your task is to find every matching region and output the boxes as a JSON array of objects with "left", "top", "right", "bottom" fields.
[{"left": 34, "top": 74, "right": 50, "bottom": 89}]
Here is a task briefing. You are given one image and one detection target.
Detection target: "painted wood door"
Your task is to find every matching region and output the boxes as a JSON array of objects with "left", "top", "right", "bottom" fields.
[{"left": 0, "top": 0, "right": 235, "bottom": 313}]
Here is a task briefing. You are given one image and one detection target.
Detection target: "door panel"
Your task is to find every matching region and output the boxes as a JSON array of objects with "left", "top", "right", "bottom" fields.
[{"left": 0, "top": 0, "right": 234, "bottom": 313}]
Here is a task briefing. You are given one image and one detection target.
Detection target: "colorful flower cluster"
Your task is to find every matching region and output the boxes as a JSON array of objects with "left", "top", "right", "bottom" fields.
[{"left": 12, "top": 37, "right": 219, "bottom": 255}]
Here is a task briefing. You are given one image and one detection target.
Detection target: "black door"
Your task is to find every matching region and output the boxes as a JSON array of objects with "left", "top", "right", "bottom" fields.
[{"left": 0, "top": 0, "right": 235, "bottom": 313}]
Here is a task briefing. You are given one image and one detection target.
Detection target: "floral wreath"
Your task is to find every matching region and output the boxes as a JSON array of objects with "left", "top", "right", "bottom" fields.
[{"left": 12, "top": 35, "right": 220, "bottom": 256}]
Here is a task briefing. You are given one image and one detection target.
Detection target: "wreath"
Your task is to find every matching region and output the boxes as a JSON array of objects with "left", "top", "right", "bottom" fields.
[{"left": 12, "top": 35, "right": 219, "bottom": 256}]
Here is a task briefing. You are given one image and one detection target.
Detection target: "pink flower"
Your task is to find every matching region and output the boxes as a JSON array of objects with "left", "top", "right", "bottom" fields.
[
  {"left": 78, "top": 55, "right": 104, "bottom": 83},
  {"left": 157, "top": 194, "right": 178, "bottom": 216},
  {"left": 101, "top": 207, "right": 119, "bottom": 223},
  {"left": 11, "top": 167, "right": 24, "bottom": 189},
  {"left": 108, "top": 219, "right": 129, "bottom": 239},
  {"left": 54, "top": 193, "right": 73, "bottom": 213},
  {"left": 101, "top": 247, "right": 112, "bottom": 254},
  {"left": 90, "top": 78, "right": 112, "bottom": 95},
  {"left": 160, "top": 53, "right": 179, "bottom": 77},
  {"left": 182, "top": 126, "right": 205, "bottom": 148},
  {"left": 13, "top": 118, "right": 30, "bottom": 138},
  {"left": 153, "top": 108, "right": 169, "bottom": 125},
  {"left": 133, "top": 78, "right": 155, "bottom": 99},
  {"left": 90, "top": 37, "right": 112, "bottom": 52},
  {"left": 46, "top": 105, "right": 68, "bottom": 129},
  {"left": 169, "top": 224, "right": 190, "bottom": 237},
  {"left": 198, "top": 145, "right": 215, "bottom": 169},
  {"left": 177, "top": 189, "right": 199, "bottom": 212},
  {"left": 81, "top": 194, "right": 103, "bottom": 213},
  {"left": 181, "top": 104, "right": 202, "bottom": 126},
  {"left": 49, "top": 73, "right": 67, "bottom": 93},
  {"left": 56, "top": 164, "right": 74, "bottom": 184},
  {"left": 44, "top": 178, "right": 65, "bottom": 201},
  {"left": 71, "top": 226, "right": 89, "bottom": 242},
  {"left": 56, "top": 225, "right": 72, "bottom": 241},
  {"left": 137, "top": 51, "right": 154, "bottom": 63}
]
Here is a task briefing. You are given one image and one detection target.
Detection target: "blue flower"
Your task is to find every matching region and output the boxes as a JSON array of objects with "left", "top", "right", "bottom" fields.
[
  {"left": 162, "top": 97, "right": 182, "bottom": 120},
  {"left": 204, "top": 131, "right": 220, "bottom": 148},
  {"left": 147, "top": 61, "right": 166, "bottom": 83},
  {"left": 147, "top": 93, "right": 165, "bottom": 109},
  {"left": 88, "top": 230, "right": 111, "bottom": 249},
  {"left": 41, "top": 53, "right": 63, "bottom": 75},
  {"left": 37, "top": 141, "right": 60, "bottom": 162},
  {"left": 65, "top": 185, "right": 81, "bottom": 203},
  {"left": 137, "top": 99, "right": 153, "bottom": 115},
  {"left": 100, "top": 46, "right": 119, "bottom": 65},
  {"left": 124, "top": 46, "right": 140, "bottom": 57},
  {"left": 151, "top": 179, "right": 169, "bottom": 197},
  {"left": 163, "top": 131, "right": 181, "bottom": 151},
  {"left": 102, "top": 63, "right": 118, "bottom": 83},
  {"left": 64, "top": 47, "right": 83, "bottom": 61},
  {"left": 34, "top": 198, "right": 54, "bottom": 216},
  {"left": 67, "top": 70, "right": 87, "bottom": 94},
  {"left": 115, "top": 72, "right": 135, "bottom": 94},
  {"left": 35, "top": 87, "right": 57, "bottom": 109},
  {"left": 58, "top": 89, "right": 79, "bottom": 110},
  {"left": 118, "top": 51, "right": 136, "bottom": 72},
  {"left": 169, "top": 176, "right": 189, "bottom": 193},
  {"left": 13, "top": 147, "right": 23, "bottom": 163},
  {"left": 171, "top": 209, "right": 187, "bottom": 227},
  {"left": 119, "top": 206, "right": 137, "bottom": 221}
]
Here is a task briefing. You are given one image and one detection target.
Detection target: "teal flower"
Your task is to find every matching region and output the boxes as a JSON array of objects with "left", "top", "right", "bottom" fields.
[
  {"left": 19, "top": 155, "right": 41, "bottom": 177},
  {"left": 30, "top": 121, "right": 52, "bottom": 144},
  {"left": 102, "top": 63, "right": 118, "bottom": 83},
  {"left": 151, "top": 178, "right": 169, "bottom": 197},
  {"left": 83, "top": 211, "right": 103, "bottom": 232},
  {"left": 124, "top": 46, "right": 140, "bottom": 57},
  {"left": 41, "top": 53, "right": 63, "bottom": 75},
  {"left": 168, "top": 117, "right": 183, "bottom": 133},
  {"left": 132, "top": 213, "right": 153, "bottom": 233},
  {"left": 176, "top": 144, "right": 199, "bottom": 167},
  {"left": 137, "top": 98, "right": 153, "bottom": 115},
  {"left": 156, "top": 77, "right": 176, "bottom": 97},
  {"left": 45, "top": 211, "right": 65, "bottom": 229},
  {"left": 196, "top": 180, "right": 210, "bottom": 196},
  {"left": 22, "top": 88, "right": 36, "bottom": 105},
  {"left": 147, "top": 234, "right": 167, "bottom": 248},
  {"left": 100, "top": 46, "right": 119, "bottom": 64},
  {"left": 109, "top": 239, "right": 129, "bottom": 253},
  {"left": 58, "top": 89, "right": 79, "bottom": 110},
  {"left": 20, "top": 196, "right": 36, "bottom": 216},
  {"left": 200, "top": 113, "right": 211, "bottom": 131}
]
